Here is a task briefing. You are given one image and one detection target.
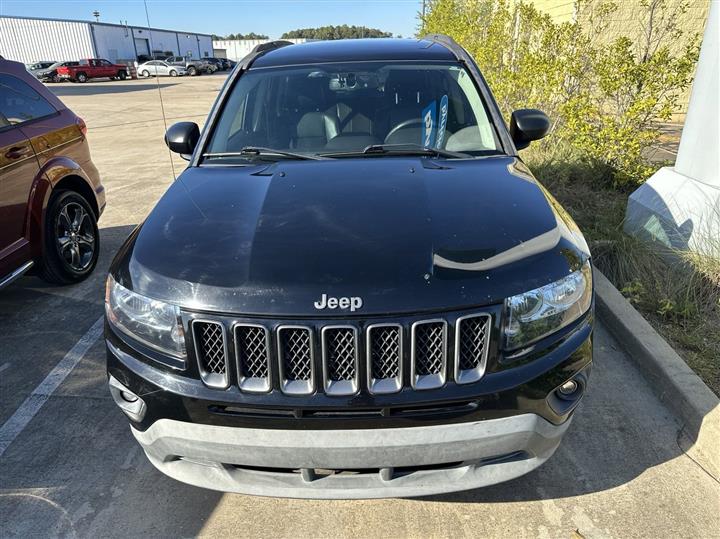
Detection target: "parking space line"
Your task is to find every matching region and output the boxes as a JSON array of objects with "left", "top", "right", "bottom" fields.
[{"left": 0, "top": 316, "right": 104, "bottom": 458}]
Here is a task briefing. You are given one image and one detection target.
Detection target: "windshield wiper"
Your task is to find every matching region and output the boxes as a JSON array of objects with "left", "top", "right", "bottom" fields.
[
  {"left": 203, "top": 147, "right": 327, "bottom": 161},
  {"left": 321, "top": 143, "right": 471, "bottom": 159}
]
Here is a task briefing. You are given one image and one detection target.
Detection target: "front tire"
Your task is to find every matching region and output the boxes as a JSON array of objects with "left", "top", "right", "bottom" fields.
[
  {"left": 118, "top": 70, "right": 127, "bottom": 80},
  {"left": 38, "top": 191, "right": 99, "bottom": 285},
  {"left": 141, "top": 70, "right": 150, "bottom": 77},
  {"left": 187, "top": 66, "right": 197, "bottom": 76}
]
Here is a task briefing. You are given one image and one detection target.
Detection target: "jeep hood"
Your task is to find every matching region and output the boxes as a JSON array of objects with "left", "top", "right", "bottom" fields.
[{"left": 112, "top": 156, "right": 589, "bottom": 316}]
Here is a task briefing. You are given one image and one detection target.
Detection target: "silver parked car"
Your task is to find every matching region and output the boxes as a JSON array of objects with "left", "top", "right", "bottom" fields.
[{"left": 137, "top": 60, "right": 186, "bottom": 77}]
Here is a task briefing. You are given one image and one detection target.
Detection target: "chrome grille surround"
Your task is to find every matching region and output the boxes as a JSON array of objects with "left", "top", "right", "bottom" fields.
[
  {"left": 192, "top": 319, "right": 229, "bottom": 389},
  {"left": 366, "top": 323, "right": 403, "bottom": 394},
  {"left": 277, "top": 325, "right": 315, "bottom": 395},
  {"left": 234, "top": 323, "right": 272, "bottom": 393},
  {"left": 321, "top": 326, "right": 359, "bottom": 396},
  {"left": 455, "top": 313, "right": 492, "bottom": 384},
  {"left": 410, "top": 319, "right": 448, "bottom": 390}
]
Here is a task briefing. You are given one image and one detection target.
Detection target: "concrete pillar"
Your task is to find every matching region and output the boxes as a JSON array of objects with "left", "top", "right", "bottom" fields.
[{"left": 624, "top": 1, "right": 719, "bottom": 258}]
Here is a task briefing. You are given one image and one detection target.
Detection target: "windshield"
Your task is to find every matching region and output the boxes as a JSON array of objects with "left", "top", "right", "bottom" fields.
[{"left": 205, "top": 62, "right": 501, "bottom": 161}]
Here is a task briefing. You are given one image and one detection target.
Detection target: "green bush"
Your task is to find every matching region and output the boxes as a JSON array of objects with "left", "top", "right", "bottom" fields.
[{"left": 420, "top": 0, "right": 699, "bottom": 186}]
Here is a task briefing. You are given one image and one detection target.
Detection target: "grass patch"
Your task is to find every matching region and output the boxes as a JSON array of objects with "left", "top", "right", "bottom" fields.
[{"left": 527, "top": 150, "right": 720, "bottom": 396}]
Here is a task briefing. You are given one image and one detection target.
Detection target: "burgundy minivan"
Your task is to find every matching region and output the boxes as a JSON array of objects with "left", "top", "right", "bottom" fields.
[{"left": 0, "top": 57, "right": 105, "bottom": 288}]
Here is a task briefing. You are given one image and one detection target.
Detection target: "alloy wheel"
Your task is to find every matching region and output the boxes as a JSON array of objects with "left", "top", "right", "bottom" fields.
[{"left": 55, "top": 202, "right": 96, "bottom": 272}]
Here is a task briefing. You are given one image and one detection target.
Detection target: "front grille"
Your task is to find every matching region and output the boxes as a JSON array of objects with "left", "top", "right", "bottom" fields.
[
  {"left": 188, "top": 311, "right": 493, "bottom": 394},
  {"left": 367, "top": 324, "right": 402, "bottom": 394},
  {"left": 234, "top": 324, "right": 271, "bottom": 392},
  {"left": 192, "top": 320, "right": 228, "bottom": 388},
  {"left": 278, "top": 326, "right": 314, "bottom": 395},
  {"left": 455, "top": 314, "right": 492, "bottom": 384},
  {"left": 411, "top": 320, "right": 447, "bottom": 389},
  {"left": 322, "top": 327, "right": 358, "bottom": 395}
]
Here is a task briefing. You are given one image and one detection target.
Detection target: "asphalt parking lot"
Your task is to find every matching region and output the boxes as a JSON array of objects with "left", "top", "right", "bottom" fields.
[{"left": 1, "top": 74, "right": 718, "bottom": 538}]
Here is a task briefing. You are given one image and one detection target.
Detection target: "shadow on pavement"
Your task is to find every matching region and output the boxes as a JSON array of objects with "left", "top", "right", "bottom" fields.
[
  {"left": 420, "top": 326, "right": 689, "bottom": 503},
  {"left": 0, "top": 224, "right": 223, "bottom": 537},
  {"left": 48, "top": 83, "right": 177, "bottom": 97}
]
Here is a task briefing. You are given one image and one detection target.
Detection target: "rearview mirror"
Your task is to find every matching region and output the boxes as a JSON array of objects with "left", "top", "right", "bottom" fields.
[
  {"left": 165, "top": 122, "right": 199, "bottom": 157},
  {"left": 509, "top": 109, "right": 550, "bottom": 150}
]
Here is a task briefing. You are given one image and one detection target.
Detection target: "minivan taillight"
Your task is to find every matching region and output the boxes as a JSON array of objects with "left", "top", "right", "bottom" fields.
[{"left": 76, "top": 117, "right": 87, "bottom": 136}]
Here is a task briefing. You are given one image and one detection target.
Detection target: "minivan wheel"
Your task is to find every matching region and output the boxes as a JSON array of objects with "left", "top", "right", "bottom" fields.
[
  {"left": 38, "top": 191, "right": 99, "bottom": 285},
  {"left": 118, "top": 70, "right": 127, "bottom": 80},
  {"left": 76, "top": 72, "right": 88, "bottom": 83}
]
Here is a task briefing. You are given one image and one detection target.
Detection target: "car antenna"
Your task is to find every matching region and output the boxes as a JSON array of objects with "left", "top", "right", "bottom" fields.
[{"left": 143, "top": 0, "right": 177, "bottom": 181}]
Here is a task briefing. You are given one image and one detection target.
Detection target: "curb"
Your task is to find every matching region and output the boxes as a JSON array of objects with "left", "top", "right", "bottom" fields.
[{"left": 594, "top": 269, "right": 719, "bottom": 479}]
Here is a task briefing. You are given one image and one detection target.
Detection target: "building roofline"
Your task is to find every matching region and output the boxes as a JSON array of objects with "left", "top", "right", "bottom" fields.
[{"left": 0, "top": 14, "right": 213, "bottom": 38}]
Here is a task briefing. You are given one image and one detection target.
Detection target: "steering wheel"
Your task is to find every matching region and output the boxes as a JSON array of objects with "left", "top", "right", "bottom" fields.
[{"left": 384, "top": 118, "right": 424, "bottom": 143}]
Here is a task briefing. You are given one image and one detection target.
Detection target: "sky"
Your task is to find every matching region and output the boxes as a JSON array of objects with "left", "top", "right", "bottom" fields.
[{"left": 0, "top": 0, "right": 423, "bottom": 38}]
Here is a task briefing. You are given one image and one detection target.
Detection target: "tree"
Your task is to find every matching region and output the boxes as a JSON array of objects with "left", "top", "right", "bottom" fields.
[
  {"left": 213, "top": 32, "right": 269, "bottom": 40},
  {"left": 281, "top": 25, "right": 392, "bottom": 39},
  {"left": 420, "top": 0, "right": 700, "bottom": 185}
]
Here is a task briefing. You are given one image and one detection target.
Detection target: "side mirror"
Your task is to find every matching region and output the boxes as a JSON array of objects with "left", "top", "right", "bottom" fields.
[
  {"left": 509, "top": 109, "right": 550, "bottom": 150},
  {"left": 165, "top": 122, "right": 199, "bottom": 157}
]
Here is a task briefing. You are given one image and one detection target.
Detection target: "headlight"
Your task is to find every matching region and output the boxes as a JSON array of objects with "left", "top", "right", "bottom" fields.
[
  {"left": 105, "top": 275, "right": 186, "bottom": 357},
  {"left": 504, "top": 260, "right": 592, "bottom": 350}
]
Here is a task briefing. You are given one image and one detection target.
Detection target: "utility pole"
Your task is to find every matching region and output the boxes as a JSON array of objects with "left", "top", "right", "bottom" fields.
[
  {"left": 93, "top": 10, "right": 100, "bottom": 22},
  {"left": 422, "top": 0, "right": 426, "bottom": 20}
]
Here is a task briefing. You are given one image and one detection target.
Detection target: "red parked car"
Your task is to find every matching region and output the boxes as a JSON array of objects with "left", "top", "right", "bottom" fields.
[
  {"left": 56, "top": 58, "right": 129, "bottom": 83},
  {"left": 0, "top": 58, "right": 105, "bottom": 288}
]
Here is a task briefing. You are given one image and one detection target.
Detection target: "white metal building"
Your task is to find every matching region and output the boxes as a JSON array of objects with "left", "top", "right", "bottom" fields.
[
  {"left": 0, "top": 15, "right": 214, "bottom": 64},
  {"left": 212, "top": 39, "right": 310, "bottom": 61}
]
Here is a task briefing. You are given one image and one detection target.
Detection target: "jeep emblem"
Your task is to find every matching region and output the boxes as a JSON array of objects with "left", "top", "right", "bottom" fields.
[{"left": 314, "top": 293, "right": 363, "bottom": 312}]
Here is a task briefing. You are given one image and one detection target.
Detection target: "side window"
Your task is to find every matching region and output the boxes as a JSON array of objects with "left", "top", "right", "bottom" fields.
[
  {"left": 100, "top": 60, "right": 112, "bottom": 66},
  {"left": 452, "top": 69, "right": 497, "bottom": 150},
  {"left": 0, "top": 74, "right": 57, "bottom": 126}
]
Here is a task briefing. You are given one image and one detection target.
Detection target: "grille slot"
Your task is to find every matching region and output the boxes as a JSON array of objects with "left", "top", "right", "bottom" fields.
[
  {"left": 234, "top": 324, "right": 271, "bottom": 393},
  {"left": 455, "top": 314, "right": 492, "bottom": 384},
  {"left": 411, "top": 320, "right": 447, "bottom": 390},
  {"left": 277, "top": 326, "right": 314, "bottom": 395},
  {"left": 322, "top": 326, "right": 358, "bottom": 396},
  {"left": 367, "top": 324, "right": 403, "bottom": 394},
  {"left": 192, "top": 320, "right": 229, "bottom": 388}
]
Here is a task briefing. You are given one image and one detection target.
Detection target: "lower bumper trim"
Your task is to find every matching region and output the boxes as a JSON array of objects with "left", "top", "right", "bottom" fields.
[{"left": 132, "top": 413, "right": 571, "bottom": 499}]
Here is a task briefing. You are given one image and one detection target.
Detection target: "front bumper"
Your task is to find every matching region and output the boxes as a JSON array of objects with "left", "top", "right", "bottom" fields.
[
  {"left": 133, "top": 413, "right": 569, "bottom": 499},
  {"left": 107, "top": 309, "right": 592, "bottom": 498}
]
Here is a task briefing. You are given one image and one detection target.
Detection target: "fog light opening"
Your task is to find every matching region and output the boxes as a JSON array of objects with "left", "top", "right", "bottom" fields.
[
  {"left": 108, "top": 375, "right": 147, "bottom": 422},
  {"left": 120, "top": 390, "right": 139, "bottom": 403},
  {"left": 558, "top": 380, "right": 578, "bottom": 396}
]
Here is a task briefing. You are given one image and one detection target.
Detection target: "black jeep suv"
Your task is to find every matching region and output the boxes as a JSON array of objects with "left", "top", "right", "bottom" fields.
[{"left": 105, "top": 36, "right": 593, "bottom": 499}]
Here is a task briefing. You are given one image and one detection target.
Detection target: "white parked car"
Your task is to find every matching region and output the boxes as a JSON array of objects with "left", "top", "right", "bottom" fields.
[{"left": 137, "top": 61, "right": 186, "bottom": 77}]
